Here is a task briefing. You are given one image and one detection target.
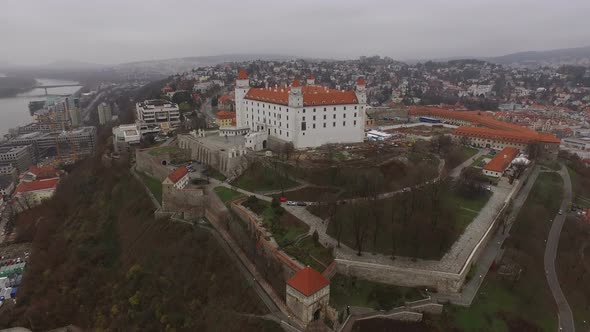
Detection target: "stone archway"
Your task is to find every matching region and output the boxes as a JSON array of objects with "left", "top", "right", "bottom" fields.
[{"left": 313, "top": 308, "right": 321, "bottom": 321}]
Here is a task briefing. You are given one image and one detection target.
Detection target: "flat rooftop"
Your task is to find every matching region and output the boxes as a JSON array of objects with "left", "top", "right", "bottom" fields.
[{"left": 183, "top": 131, "right": 246, "bottom": 151}]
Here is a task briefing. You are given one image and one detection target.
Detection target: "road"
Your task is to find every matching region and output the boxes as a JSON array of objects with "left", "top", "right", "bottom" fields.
[{"left": 545, "top": 165, "right": 575, "bottom": 332}]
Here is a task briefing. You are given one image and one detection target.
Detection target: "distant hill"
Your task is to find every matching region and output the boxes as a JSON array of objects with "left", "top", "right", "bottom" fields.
[
  {"left": 485, "top": 45, "right": 590, "bottom": 67},
  {"left": 113, "top": 53, "right": 300, "bottom": 75}
]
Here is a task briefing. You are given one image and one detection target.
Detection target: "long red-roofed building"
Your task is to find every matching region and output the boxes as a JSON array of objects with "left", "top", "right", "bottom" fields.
[
  {"left": 409, "top": 106, "right": 560, "bottom": 159},
  {"left": 235, "top": 69, "right": 367, "bottom": 149},
  {"left": 286, "top": 267, "right": 330, "bottom": 323}
]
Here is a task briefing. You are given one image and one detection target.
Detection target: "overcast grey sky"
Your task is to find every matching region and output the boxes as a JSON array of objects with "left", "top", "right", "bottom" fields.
[{"left": 1, "top": 0, "right": 588, "bottom": 65}]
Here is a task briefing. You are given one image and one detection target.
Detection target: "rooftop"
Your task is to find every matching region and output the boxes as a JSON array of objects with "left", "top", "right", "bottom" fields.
[
  {"left": 245, "top": 85, "right": 358, "bottom": 107},
  {"left": 167, "top": 166, "right": 189, "bottom": 184},
  {"left": 287, "top": 267, "right": 329, "bottom": 296},
  {"left": 16, "top": 178, "right": 59, "bottom": 193},
  {"left": 216, "top": 111, "right": 236, "bottom": 120},
  {"left": 483, "top": 147, "right": 519, "bottom": 173}
]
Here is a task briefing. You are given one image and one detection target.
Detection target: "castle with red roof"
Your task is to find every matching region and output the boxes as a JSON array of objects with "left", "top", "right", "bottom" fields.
[{"left": 235, "top": 70, "right": 367, "bottom": 149}]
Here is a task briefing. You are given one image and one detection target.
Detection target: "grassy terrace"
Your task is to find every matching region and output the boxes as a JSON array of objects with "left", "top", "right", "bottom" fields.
[
  {"left": 137, "top": 171, "right": 162, "bottom": 203},
  {"left": 283, "top": 237, "right": 334, "bottom": 272},
  {"left": 444, "top": 172, "right": 564, "bottom": 332},
  {"left": 240, "top": 196, "right": 334, "bottom": 269},
  {"left": 241, "top": 197, "right": 309, "bottom": 246},
  {"left": 213, "top": 186, "right": 244, "bottom": 203},
  {"left": 234, "top": 162, "right": 298, "bottom": 192},
  {"left": 330, "top": 274, "right": 424, "bottom": 311}
]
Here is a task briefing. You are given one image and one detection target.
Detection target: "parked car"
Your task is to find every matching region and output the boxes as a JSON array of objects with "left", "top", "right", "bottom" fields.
[
  {"left": 558, "top": 210, "right": 563, "bottom": 215},
  {"left": 279, "top": 196, "right": 288, "bottom": 202},
  {"left": 402, "top": 187, "right": 411, "bottom": 193},
  {"left": 287, "top": 201, "right": 297, "bottom": 206},
  {"left": 296, "top": 202, "right": 307, "bottom": 207}
]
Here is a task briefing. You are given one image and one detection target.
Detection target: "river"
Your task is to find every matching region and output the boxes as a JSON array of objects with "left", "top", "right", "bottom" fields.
[{"left": 0, "top": 76, "right": 82, "bottom": 137}]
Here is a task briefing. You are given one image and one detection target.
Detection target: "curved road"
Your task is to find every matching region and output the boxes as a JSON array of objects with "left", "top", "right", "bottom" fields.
[{"left": 545, "top": 165, "right": 574, "bottom": 332}]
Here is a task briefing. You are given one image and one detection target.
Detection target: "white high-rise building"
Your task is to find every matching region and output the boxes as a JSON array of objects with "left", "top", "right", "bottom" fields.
[
  {"left": 98, "top": 102, "right": 112, "bottom": 125},
  {"left": 235, "top": 70, "right": 366, "bottom": 149},
  {"left": 135, "top": 100, "right": 180, "bottom": 129}
]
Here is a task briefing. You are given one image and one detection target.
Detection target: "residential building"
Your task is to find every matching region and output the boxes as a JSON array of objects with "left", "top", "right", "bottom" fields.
[
  {"left": 235, "top": 69, "right": 367, "bottom": 149},
  {"left": 0, "top": 145, "right": 35, "bottom": 173},
  {"left": 286, "top": 267, "right": 330, "bottom": 324},
  {"left": 136, "top": 100, "right": 181, "bottom": 129},
  {"left": 215, "top": 111, "right": 236, "bottom": 127},
  {"left": 561, "top": 137, "right": 590, "bottom": 151},
  {"left": 112, "top": 124, "right": 141, "bottom": 154},
  {"left": 0, "top": 165, "right": 18, "bottom": 180},
  {"left": 98, "top": 102, "right": 112, "bottom": 125},
  {"left": 163, "top": 166, "right": 189, "bottom": 190},
  {"left": 482, "top": 147, "right": 519, "bottom": 177}
]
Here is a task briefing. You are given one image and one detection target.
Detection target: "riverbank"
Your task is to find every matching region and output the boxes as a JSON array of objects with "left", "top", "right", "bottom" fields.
[{"left": 0, "top": 76, "right": 36, "bottom": 98}]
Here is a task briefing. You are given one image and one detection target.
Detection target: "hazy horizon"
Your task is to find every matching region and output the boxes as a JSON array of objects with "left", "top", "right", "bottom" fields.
[{"left": 1, "top": 0, "right": 589, "bottom": 66}]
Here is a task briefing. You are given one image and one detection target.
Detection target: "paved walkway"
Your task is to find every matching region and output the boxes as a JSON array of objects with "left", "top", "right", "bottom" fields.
[
  {"left": 545, "top": 165, "right": 575, "bottom": 332},
  {"left": 449, "top": 149, "right": 488, "bottom": 178}
]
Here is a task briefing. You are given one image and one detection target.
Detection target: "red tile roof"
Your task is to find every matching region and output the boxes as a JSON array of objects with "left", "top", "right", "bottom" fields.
[
  {"left": 357, "top": 77, "right": 365, "bottom": 86},
  {"left": 287, "top": 267, "right": 329, "bottom": 296},
  {"left": 245, "top": 85, "right": 358, "bottom": 107},
  {"left": 484, "top": 147, "right": 519, "bottom": 173},
  {"left": 411, "top": 107, "right": 560, "bottom": 144},
  {"left": 27, "top": 165, "right": 59, "bottom": 180},
  {"left": 238, "top": 69, "right": 248, "bottom": 80},
  {"left": 16, "top": 178, "right": 59, "bottom": 193},
  {"left": 167, "top": 167, "right": 188, "bottom": 184},
  {"left": 216, "top": 111, "right": 236, "bottom": 120},
  {"left": 292, "top": 79, "right": 301, "bottom": 87}
]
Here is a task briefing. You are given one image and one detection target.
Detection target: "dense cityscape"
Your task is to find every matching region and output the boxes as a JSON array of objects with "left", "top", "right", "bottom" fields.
[{"left": 0, "top": 1, "right": 590, "bottom": 331}]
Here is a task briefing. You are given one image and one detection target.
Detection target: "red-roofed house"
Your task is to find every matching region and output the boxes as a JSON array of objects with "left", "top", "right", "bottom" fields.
[
  {"left": 15, "top": 178, "right": 59, "bottom": 207},
  {"left": 483, "top": 147, "right": 520, "bottom": 177},
  {"left": 286, "top": 267, "right": 330, "bottom": 323},
  {"left": 215, "top": 111, "right": 236, "bottom": 128},
  {"left": 163, "top": 166, "right": 189, "bottom": 190}
]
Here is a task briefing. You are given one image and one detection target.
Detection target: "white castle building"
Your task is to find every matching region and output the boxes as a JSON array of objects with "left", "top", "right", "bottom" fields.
[{"left": 235, "top": 70, "right": 366, "bottom": 149}]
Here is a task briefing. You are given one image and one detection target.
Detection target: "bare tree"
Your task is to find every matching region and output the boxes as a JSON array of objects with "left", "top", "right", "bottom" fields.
[{"left": 352, "top": 201, "right": 369, "bottom": 256}]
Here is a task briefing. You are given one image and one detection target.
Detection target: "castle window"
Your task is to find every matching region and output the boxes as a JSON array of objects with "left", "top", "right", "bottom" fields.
[
  {"left": 333, "top": 114, "right": 336, "bottom": 119},
  {"left": 343, "top": 121, "right": 346, "bottom": 126},
  {"left": 313, "top": 124, "right": 316, "bottom": 129},
  {"left": 333, "top": 122, "right": 336, "bottom": 127},
  {"left": 323, "top": 123, "right": 326, "bottom": 128},
  {"left": 354, "top": 120, "right": 357, "bottom": 126},
  {"left": 344, "top": 107, "right": 347, "bottom": 110},
  {"left": 343, "top": 113, "right": 346, "bottom": 118}
]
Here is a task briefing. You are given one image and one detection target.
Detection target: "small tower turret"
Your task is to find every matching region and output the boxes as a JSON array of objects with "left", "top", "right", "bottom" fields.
[
  {"left": 235, "top": 68, "right": 250, "bottom": 127},
  {"left": 288, "top": 79, "right": 303, "bottom": 108},
  {"left": 355, "top": 77, "right": 367, "bottom": 105},
  {"left": 306, "top": 73, "right": 315, "bottom": 85}
]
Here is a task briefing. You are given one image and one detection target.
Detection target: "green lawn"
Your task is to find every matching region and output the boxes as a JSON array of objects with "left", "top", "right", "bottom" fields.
[
  {"left": 283, "top": 237, "right": 333, "bottom": 272},
  {"left": 147, "top": 146, "right": 180, "bottom": 156},
  {"left": 473, "top": 155, "right": 493, "bottom": 168},
  {"left": 448, "top": 190, "right": 491, "bottom": 230},
  {"left": 234, "top": 162, "right": 298, "bottom": 192},
  {"left": 214, "top": 186, "right": 244, "bottom": 203},
  {"left": 207, "top": 167, "right": 227, "bottom": 182},
  {"left": 445, "top": 172, "right": 564, "bottom": 332},
  {"left": 461, "top": 146, "right": 479, "bottom": 159},
  {"left": 329, "top": 274, "right": 424, "bottom": 311},
  {"left": 567, "top": 166, "right": 590, "bottom": 208},
  {"left": 137, "top": 171, "right": 163, "bottom": 203}
]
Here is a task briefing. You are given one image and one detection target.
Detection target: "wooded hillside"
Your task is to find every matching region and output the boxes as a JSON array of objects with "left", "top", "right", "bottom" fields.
[{"left": 0, "top": 158, "right": 280, "bottom": 331}]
